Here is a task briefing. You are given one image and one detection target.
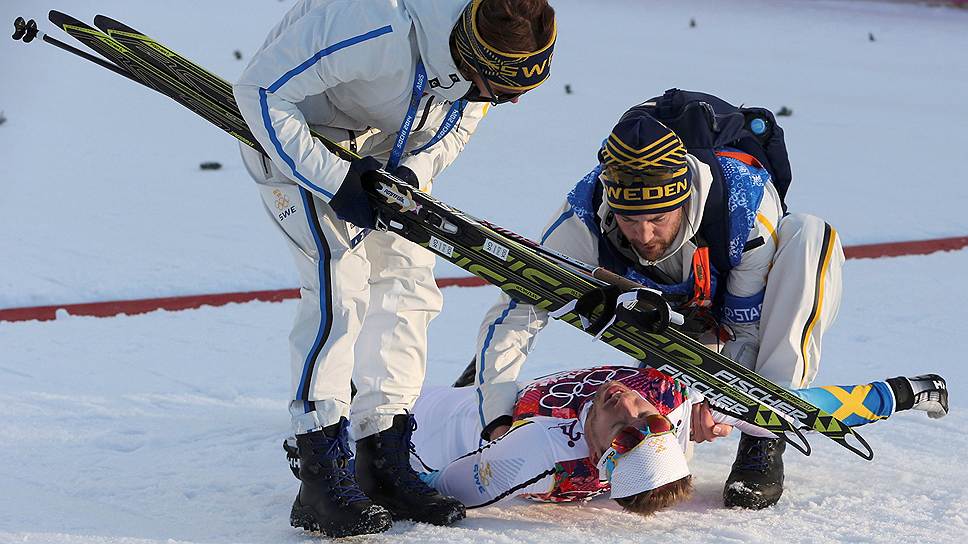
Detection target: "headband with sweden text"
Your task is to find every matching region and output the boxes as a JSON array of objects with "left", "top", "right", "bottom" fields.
[{"left": 452, "top": 0, "right": 556, "bottom": 92}]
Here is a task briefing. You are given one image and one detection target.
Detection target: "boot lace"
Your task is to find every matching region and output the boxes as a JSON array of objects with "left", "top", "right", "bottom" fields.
[
  {"left": 382, "top": 416, "right": 437, "bottom": 496},
  {"left": 305, "top": 420, "right": 369, "bottom": 504},
  {"left": 736, "top": 438, "right": 774, "bottom": 473}
]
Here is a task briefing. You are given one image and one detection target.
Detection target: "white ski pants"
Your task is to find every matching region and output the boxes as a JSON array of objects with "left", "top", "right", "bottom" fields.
[
  {"left": 724, "top": 213, "right": 845, "bottom": 389},
  {"left": 242, "top": 147, "right": 442, "bottom": 439}
]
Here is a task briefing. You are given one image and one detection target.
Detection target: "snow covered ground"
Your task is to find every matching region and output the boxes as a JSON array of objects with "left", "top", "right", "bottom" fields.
[
  {"left": 1, "top": 0, "right": 967, "bottom": 542},
  {"left": 2, "top": 252, "right": 967, "bottom": 544}
]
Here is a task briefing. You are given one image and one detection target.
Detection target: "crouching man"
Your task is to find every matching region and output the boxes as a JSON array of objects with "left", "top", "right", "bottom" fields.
[{"left": 470, "top": 93, "right": 845, "bottom": 509}]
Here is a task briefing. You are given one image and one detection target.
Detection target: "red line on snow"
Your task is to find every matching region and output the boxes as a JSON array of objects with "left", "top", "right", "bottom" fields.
[
  {"left": 842, "top": 236, "right": 968, "bottom": 259},
  {"left": 3, "top": 236, "right": 967, "bottom": 323},
  {"left": 0, "top": 288, "right": 300, "bottom": 323}
]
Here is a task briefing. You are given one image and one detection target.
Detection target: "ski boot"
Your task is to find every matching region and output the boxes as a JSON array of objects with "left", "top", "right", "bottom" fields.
[
  {"left": 888, "top": 374, "right": 948, "bottom": 419},
  {"left": 289, "top": 418, "right": 392, "bottom": 537},
  {"left": 723, "top": 433, "right": 786, "bottom": 509},
  {"left": 356, "top": 414, "right": 466, "bottom": 526}
]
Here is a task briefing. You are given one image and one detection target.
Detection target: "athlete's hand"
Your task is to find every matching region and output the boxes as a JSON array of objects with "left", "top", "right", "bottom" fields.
[
  {"left": 329, "top": 155, "right": 382, "bottom": 229},
  {"left": 488, "top": 425, "right": 511, "bottom": 441},
  {"left": 689, "top": 401, "right": 732, "bottom": 443}
]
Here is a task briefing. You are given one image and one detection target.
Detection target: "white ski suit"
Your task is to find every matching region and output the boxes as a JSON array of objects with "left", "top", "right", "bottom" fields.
[
  {"left": 234, "top": 0, "right": 487, "bottom": 438},
  {"left": 411, "top": 378, "right": 771, "bottom": 506},
  {"left": 412, "top": 366, "right": 898, "bottom": 507},
  {"left": 474, "top": 154, "right": 845, "bottom": 431}
]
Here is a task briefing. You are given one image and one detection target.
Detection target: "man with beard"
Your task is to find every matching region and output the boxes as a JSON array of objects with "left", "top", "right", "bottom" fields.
[{"left": 469, "top": 102, "right": 844, "bottom": 509}]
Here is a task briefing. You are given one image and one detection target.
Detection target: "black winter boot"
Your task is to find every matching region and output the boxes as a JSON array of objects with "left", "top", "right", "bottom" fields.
[
  {"left": 356, "top": 414, "right": 466, "bottom": 526},
  {"left": 289, "top": 418, "right": 392, "bottom": 537},
  {"left": 723, "top": 433, "right": 786, "bottom": 509}
]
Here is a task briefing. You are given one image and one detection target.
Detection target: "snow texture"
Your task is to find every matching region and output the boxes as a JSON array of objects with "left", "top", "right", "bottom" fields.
[{"left": 1, "top": 0, "right": 967, "bottom": 543}]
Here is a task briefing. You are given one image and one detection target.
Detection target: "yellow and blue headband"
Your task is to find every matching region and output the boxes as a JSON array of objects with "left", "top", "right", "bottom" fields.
[
  {"left": 598, "top": 112, "right": 693, "bottom": 215},
  {"left": 452, "top": 0, "right": 556, "bottom": 92}
]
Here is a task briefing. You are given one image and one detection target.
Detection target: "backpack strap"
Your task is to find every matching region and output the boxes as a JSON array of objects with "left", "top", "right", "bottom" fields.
[{"left": 642, "top": 89, "right": 791, "bottom": 307}]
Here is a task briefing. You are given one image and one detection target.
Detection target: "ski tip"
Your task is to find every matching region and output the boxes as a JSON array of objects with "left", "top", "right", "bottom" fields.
[
  {"left": 93, "top": 14, "right": 114, "bottom": 28},
  {"left": 48, "top": 10, "right": 85, "bottom": 29},
  {"left": 93, "top": 15, "right": 114, "bottom": 35},
  {"left": 842, "top": 428, "right": 875, "bottom": 461},
  {"left": 778, "top": 427, "right": 811, "bottom": 457},
  {"left": 94, "top": 14, "right": 135, "bottom": 34}
]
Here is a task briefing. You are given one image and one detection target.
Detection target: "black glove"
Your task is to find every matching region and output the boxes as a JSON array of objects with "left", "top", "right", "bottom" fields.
[
  {"left": 614, "top": 288, "right": 675, "bottom": 334},
  {"left": 328, "top": 155, "right": 382, "bottom": 229},
  {"left": 553, "top": 286, "right": 678, "bottom": 336},
  {"left": 392, "top": 165, "right": 420, "bottom": 188}
]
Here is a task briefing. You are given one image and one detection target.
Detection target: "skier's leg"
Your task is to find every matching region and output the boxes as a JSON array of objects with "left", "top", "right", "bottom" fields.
[
  {"left": 245, "top": 147, "right": 390, "bottom": 536},
  {"left": 411, "top": 386, "right": 486, "bottom": 470},
  {"left": 350, "top": 229, "right": 442, "bottom": 438},
  {"left": 755, "top": 213, "right": 845, "bottom": 389},
  {"left": 725, "top": 213, "right": 843, "bottom": 510},
  {"left": 349, "top": 229, "right": 464, "bottom": 525},
  {"left": 282, "top": 191, "right": 370, "bottom": 433},
  {"left": 249, "top": 165, "right": 370, "bottom": 433}
]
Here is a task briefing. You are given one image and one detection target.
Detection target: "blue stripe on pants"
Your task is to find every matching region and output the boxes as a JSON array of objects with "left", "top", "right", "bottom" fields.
[{"left": 296, "top": 189, "right": 334, "bottom": 413}]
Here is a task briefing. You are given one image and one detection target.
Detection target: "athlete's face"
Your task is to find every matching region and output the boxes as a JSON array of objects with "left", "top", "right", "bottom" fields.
[
  {"left": 585, "top": 381, "right": 661, "bottom": 463},
  {"left": 613, "top": 208, "right": 684, "bottom": 262}
]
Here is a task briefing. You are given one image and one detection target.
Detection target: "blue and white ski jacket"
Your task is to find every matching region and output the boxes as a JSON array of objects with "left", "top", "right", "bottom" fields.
[{"left": 234, "top": 0, "right": 487, "bottom": 198}]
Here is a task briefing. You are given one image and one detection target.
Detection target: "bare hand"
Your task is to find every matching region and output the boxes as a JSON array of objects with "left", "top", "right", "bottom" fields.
[{"left": 689, "top": 401, "right": 732, "bottom": 443}]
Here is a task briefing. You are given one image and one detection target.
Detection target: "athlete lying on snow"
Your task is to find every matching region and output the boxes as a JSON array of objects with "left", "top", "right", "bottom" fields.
[{"left": 409, "top": 366, "right": 948, "bottom": 516}]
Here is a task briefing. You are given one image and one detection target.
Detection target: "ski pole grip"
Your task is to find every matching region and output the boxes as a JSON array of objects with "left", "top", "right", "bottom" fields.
[
  {"left": 615, "top": 289, "right": 672, "bottom": 333},
  {"left": 13, "top": 17, "right": 37, "bottom": 42},
  {"left": 13, "top": 17, "right": 25, "bottom": 40}
]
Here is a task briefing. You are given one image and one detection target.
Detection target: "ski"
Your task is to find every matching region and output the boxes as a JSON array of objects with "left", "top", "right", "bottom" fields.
[
  {"left": 47, "top": 11, "right": 263, "bottom": 151},
  {"left": 34, "top": 11, "right": 875, "bottom": 459}
]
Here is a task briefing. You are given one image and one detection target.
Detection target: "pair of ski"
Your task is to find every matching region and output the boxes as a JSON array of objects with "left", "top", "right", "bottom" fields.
[{"left": 19, "top": 10, "right": 873, "bottom": 460}]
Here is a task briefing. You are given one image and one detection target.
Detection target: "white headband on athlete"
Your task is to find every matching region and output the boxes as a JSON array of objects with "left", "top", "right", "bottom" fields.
[
  {"left": 598, "top": 431, "right": 690, "bottom": 499},
  {"left": 593, "top": 391, "right": 690, "bottom": 499}
]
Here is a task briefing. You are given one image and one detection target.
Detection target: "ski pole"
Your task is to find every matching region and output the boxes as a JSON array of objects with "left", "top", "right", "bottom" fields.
[
  {"left": 12, "top": 16, "right": 142, "bottom": 86},
  {"left": 480, "top": 218, "right": 664, "bottom": 294}
]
